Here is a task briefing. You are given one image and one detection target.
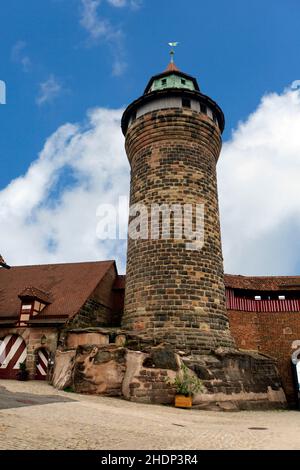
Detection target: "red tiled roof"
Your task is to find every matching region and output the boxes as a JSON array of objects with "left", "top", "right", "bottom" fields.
[
  {"left": 164, "top": 61, "right": 180, "bottom": 73},
  {"left": 224, "top": 274, "right": 300, "bottom": 291},
  {"left": 112, "top": 273, "right": 300, "bottom": 293},
  {"left": 18, "top": 286, "right": 52, "bottom": 304},
  {"left": 0, "top": 260, "right": 115, "bottom": 321}
]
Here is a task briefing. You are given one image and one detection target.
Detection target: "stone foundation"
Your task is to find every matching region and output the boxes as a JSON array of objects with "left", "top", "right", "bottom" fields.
[
  {"left": 188, "top": 349, "right": 287, "bottom": 410},
  {"left": 52, "top": 337, "right": 287, "bottom": 410}
]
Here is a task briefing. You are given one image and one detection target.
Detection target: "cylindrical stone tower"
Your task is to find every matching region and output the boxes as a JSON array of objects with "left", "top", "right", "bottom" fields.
[{"left": 121, "top": 61, "right": 235, "bottom": 355}]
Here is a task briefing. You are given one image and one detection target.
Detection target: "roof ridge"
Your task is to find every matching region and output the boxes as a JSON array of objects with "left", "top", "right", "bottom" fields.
[
  {"left": 6, "top": 260, "right": 115, "bottom": 269},
  {"left": 225, "top": 273, "right": 300, "bottom": 279}
]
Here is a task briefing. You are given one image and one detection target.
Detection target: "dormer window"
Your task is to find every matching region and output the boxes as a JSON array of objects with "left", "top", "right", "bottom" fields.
[
  {"left": 33, "top": 300, "right": 46, "bottom": 316},
  {"left": 161, "top": 79, "right": 167, "bottom": 86},
  {"left": 18, "top": 286, "right": 51, "bottom": 326},
  {"left": 181, "top": 79, "right": 186, "bottom": 85}
]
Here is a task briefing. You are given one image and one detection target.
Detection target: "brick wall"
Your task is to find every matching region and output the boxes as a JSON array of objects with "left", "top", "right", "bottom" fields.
[
  {"left": 228, "top": 310, "right": 300, "bottom": 403},
  {"left": 227, "top": 310, "right": 260, "bottom": 351}
]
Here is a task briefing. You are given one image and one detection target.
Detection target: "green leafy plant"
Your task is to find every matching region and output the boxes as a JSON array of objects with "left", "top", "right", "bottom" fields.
[
  {"left": 19, "top": 361, "right": 27, "bottom": 371},
  {"left": 168, "top": 363, "right": 203, "bottom": 397},
  {"left": 17, "top": 361, "right": 29, "bottom": 381}
]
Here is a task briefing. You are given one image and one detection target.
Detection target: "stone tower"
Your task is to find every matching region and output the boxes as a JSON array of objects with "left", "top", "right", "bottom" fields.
[{"left": 121, "top": 59, "right": 235, "bottom": 355}]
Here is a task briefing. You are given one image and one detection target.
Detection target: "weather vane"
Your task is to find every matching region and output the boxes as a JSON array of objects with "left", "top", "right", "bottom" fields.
[{"left": 168, "top": 42, "right": 179, "bottom": 63}]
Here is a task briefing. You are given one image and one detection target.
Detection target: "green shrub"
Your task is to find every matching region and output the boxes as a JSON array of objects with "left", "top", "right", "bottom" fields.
[{"left": 168, "top": 363, "right": 203, "bottom": 397}]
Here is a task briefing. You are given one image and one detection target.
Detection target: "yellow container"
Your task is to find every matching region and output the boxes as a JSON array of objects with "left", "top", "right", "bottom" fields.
[{"left": 175, "top": 395, "right": 192, "bottom": 409}]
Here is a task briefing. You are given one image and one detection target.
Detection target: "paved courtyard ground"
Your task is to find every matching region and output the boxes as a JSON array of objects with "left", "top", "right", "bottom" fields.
[{"left": 0, "top": 380, "right": 299, "bottom": 450}]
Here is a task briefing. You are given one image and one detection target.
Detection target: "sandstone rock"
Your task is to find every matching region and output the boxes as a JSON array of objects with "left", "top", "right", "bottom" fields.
[
  {"left": 52, "top": 350, "right": 76, "bottom": 390},
  {"left": 67, "top": 332, "right": 109, "bottom": 349},
  {"left": 51, "top": 343, "right": 287, "bottom": 409},
  {"left": 73, "top": 345, "right": 126, "bottom": 396}
]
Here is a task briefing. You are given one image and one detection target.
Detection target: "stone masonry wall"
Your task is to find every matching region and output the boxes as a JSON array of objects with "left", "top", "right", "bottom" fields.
[
  {"left": 123, "top": 108, "right": 235, "bottom": 354},
  {"left": 67, "top": 298, "right": 112, "bottom": 329},
  {"left": 66, "top": 265, "right": 119, "bottom": 329}
]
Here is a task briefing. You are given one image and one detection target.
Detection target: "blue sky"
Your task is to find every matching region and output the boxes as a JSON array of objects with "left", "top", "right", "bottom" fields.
[
  {"left": 1, "top": 0, "right": 299, "bottom": 187},
  {"left": 1, "top": 0, "right": 300, "bottom": 274}
]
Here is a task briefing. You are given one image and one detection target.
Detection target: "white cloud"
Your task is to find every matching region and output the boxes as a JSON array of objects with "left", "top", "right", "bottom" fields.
[
  {"left": 79, "top": 0, "right": 138, "bottom": 75},
  {"left": 1, "top": 85, "right": 300, "bottom": 276},
  {"left": 36, "top": 75, "right": 62, "bottom": 106},
  {"left": 219, "top": 85, "right": 300, "bottom": 275},
  {"left": 11, "top": 41, "right": 31, "bottom": 72},
  {"left": 106, "top": 0, "right": 141, "bottom": 7},
  {"left": 111, "top": 55, "right": 127, "bottom": 77},
  {"left": 0, "top": 108, "right": 130, "bottom": 271},
  {"left": 80, "top": 0, "right": 111, "bottom": 40},
  {"left": 102, "top": 0, "right": 142, "bottom": 9},
  {"left": 129, "top": 0, "right": 142, "bottom": 9},
  {"left": 107, "top": 0, "right": 127, "bottom": 7}
]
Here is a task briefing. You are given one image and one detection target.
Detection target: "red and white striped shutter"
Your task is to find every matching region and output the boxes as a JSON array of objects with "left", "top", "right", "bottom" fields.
[
  {"left": 35, "top": 348, "right": 49, "bottom": 380},
  {"left": 0, "top": 335, "right": 27, "bottom": 379}
]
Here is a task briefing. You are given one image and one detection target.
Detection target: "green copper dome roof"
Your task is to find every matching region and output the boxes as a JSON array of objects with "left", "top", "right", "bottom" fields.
[
  {"left": 144, "top": 62, "right": 200, "bottom": 95},
  {"left": 121, "top": 60, "right": 225, "bottom": 135}
]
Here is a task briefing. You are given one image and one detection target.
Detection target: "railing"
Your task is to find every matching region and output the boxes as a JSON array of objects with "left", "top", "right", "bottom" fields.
[{"left": 226, "top": 288, "right": 300, "bottom": 312}]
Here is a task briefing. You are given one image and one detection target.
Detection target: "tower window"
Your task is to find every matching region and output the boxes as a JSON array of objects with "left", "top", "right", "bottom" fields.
[
  {"left": 181, "top": 79, "right": 186, "bottom": 85},
  {"left": 200, "top": 104, "right": 207, "bottom": 114},
  {"left": 131, "top": 111, "right": 136, "bottom": 122},
  {"left": 182, "top": 98, "right": 191, "bottom": 108},
  {"left": 161, "top": 79, "right": 167, "bottom": 86}
]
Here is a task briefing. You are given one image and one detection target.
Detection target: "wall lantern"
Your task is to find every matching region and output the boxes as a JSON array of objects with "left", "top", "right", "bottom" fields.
[{"left": 41, "top": 335, "right": 47, "bottom": 345}]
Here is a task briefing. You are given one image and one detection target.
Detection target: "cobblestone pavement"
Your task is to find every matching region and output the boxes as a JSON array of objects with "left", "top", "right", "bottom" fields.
[{"left": 0, "top": 380, "right": 300, "bottom": 450}]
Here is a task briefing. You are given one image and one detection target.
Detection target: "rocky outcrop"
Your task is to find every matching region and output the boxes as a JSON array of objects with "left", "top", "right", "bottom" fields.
[
  {"left": 73, "top": 345, "right": 127, "bottom": 396},
  {"left": 188, "top": 348, "right": 287, "bottom": 410},
  {"left": 52, "top": 341, "right": 287, "bottom": 409}
]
